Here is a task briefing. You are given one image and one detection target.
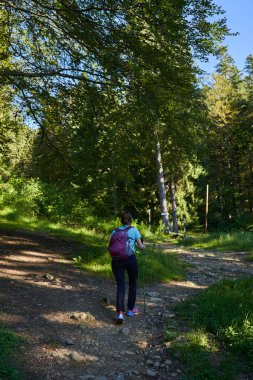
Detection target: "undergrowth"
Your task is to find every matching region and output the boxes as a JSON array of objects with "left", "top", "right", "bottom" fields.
[
  {"left": 0, "top": 325, "right": 24, "bottom": 379},
  {"left": 181, "top": 231, "right": 253, "bottom": 254},
  {"left": 165, "top": 277, "right": 253, "bottom": 379}
]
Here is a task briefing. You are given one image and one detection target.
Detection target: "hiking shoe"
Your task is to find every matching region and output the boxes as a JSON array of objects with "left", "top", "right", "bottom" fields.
[
  {"left": 126, "top": 308, "right": 139, "bottom": 317},
  {"left": 116, "top": 312, "right": 124, "bottom": 324}
]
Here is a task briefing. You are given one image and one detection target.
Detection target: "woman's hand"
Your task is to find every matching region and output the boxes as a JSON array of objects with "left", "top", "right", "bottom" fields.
[{"left": 136, "top": 238, "right": 145, "bottom": 249}]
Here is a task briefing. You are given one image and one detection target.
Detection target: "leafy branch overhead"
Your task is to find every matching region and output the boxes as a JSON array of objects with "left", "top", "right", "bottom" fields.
[
  {"left": 2, "top": 0, "right": 245, "bottom": 229},
  {"left": 0, "top": 0, "right": 229, "bottom": 88}
]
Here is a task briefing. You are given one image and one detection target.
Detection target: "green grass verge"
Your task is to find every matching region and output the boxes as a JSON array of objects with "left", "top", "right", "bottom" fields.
[
  {"left": 74, "top": 245, "right": 186, "bottom": 283},
  {"left": 0, "top": 325, "right": 24, "bottom": 379},
  {"left": 166, "top": 277, "right": 253, "bottom": 379},
  {"left": 0, "top": 208, "right": 186, "bottom": 283},
  {"left": 180, "top": 231, "right": 253, "bottom": 253}
]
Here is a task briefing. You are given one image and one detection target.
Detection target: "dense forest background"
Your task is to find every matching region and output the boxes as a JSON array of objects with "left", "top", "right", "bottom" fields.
[{"left": 0, "top": 0, "right": 252, "bottom": 233}]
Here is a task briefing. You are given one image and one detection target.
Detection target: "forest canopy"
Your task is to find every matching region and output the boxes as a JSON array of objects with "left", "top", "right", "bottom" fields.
[{"left": 0, "top": 1, "right": 252, "bottom": 232}]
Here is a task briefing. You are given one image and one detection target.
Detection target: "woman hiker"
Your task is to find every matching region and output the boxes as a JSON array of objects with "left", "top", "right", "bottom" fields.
[{"left": 109, "top": 212, "right": 145, "bottom": 324}]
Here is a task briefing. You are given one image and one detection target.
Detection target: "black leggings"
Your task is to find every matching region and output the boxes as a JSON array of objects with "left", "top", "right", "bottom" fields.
[{"left": 111, "top": 254, "right": 138, "bottom": 312}]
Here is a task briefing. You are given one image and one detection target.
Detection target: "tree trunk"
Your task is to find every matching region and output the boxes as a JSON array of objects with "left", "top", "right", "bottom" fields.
[
  {"left": 170, "top": 179, "right": 178, "bottom": 233},
  {"left": 156, "top": 141, "right": 170, "bottom": 232}
]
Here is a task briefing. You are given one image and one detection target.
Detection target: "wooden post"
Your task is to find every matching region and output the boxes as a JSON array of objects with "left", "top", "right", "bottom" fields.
[{"left": 205, "top": 184, "right": 209, "bottom": 233}]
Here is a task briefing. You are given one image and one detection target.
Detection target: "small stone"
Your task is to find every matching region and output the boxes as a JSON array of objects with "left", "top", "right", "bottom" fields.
[
  {"left": 102, "top": 297, "right": 111, "bottom": 304},
  {"left": 146, "top": 359, "right": 154, "bottom": 366},
  {"left": 43, "top": 273, "right": 54, "bottom": 280},
  {"left": 164, "top": 359, "right": 172, "bottom": 365},
  {"left": 70, "top": 312, "right": 94, "bottom": 322},
  {"left": 113, "top": 374, "right": 124, "bottom": 380},
  {"left": 119, "top": 327, "right": 130, "bottom": 336},
  {"left": 69, "top": 352, "right": 83, "bottom": 362},
  {"left": 154, "top": 361, "right": 160, "bottom": 368},
  {"left": 150, "top": 297, "right": 163, "bottom": 302},
  {"left": 145, "top": 369, "right": 158, "bottom": 378},
  {"left": 147, "top": 291, "right": 160, "bottom": 297},
  {"left": 70, "top": 313, "right": 79, "bottom": 320},
  {"left": 65, "top": 339, "right": 75, "bottom": 345}
]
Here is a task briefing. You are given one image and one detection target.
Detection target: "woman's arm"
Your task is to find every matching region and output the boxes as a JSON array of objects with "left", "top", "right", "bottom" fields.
[{"left": 136, "top": 238, "right": 145, "bottom": 249}]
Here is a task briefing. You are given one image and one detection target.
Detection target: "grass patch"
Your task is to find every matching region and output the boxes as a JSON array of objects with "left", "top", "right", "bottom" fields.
[
  {"left": 180, "top": 231, "right": 253, "bottom": 252},
  {"left": 167, "top": 278, "right": 253, "bottom": 379},
  {"left": 0, "top": 207, "right": 185, "bottom": 283},
  {"left": 171, "top": 330, "right": 218, "bottom": 380},
  {"left": 0, "top": 325, "right": 24, "bottom": 379},
  {"left": 73, "top": 245, "right": 185, "bottom": 283}
]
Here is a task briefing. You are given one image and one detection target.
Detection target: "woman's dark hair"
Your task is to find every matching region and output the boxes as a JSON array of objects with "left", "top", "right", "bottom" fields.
[{"left": 121, "top": 212, "right": 133, "bottom": 225}]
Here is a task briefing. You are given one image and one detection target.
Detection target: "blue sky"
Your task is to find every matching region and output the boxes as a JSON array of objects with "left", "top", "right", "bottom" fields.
[{"left": 199, "top": 0, "right": 253, "bottom": 74}]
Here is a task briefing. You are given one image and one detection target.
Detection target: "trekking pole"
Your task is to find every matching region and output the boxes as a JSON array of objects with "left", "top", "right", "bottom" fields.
[
  {"left": 140, "top": 237, "right": 146, "bottom": 313},
  {"left": 142, "top": 249, "right": 146, "bottom": 313}
]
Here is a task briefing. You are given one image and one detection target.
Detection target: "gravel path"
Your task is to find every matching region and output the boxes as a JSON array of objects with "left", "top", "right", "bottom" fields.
[{"left": 0, "top": 231, "right": 253, "bottom": 380}]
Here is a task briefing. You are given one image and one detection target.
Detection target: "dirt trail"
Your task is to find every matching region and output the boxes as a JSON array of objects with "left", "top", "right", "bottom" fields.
[{"left": 0, "top": 230, "right": 253, "bottom": 380}]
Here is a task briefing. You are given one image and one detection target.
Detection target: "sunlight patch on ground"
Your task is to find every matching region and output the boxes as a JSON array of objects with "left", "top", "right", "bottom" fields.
[
  {"left": 0, "top": 312, "right": 24, "bottom": 324},
  {"left": 20, "top": 250, "right": 55, "bottom": 258},
  {"left": 136, "top": 340, "right": 148, "bottom": 349},
  {"left": 0, "top": 237, "right": 39, "bottom": 247},
  {"left": 48, "top": 347, "right": 99, "bottom": 364},
  {"left": 24, "top": 280, "right": 65, "bottom": 289},
  {"left": 0, "top": 268, "right": 29, "bottom": 277},
  {"left": 42, "top": 311, "right": 104, "bottom": 328},
  {"left": 3, "top": 254, "right": 48, "bottom": 263},
  {"left": 170, "top": 280, "right": 207, "bottom": 290},
  {"left": 52, "top": 258, "right": 71, "bottom": 264}
]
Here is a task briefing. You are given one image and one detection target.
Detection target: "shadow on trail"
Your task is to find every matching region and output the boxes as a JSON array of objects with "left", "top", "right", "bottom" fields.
[{"left": 0, "top": 230, "right": 210, "bottom": 380}]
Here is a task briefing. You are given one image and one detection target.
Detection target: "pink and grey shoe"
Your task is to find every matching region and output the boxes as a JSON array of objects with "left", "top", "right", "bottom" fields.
[{"left": 126, "top": 308, "right": 139, "bottom": 317}]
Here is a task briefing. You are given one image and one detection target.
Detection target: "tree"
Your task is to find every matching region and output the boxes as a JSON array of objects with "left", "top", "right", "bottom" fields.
[
  {"left": 0, "top": 86, "right": 34, "bottom": 178},
  {"left": 0, "top": 0, "right": 230, "bottom": 226},
  {"left": 201, "top": 50, "right": 253, "bottom": 228}
]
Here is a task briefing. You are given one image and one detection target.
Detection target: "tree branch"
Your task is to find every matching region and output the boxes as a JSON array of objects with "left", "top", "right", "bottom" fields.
[{"left": 0, "top": 69, "right": 124, "bottom": 87}]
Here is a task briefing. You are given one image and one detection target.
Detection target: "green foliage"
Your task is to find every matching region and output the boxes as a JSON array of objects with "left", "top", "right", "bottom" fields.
[
  {"left": 0, "top": 177, "right": 43, "bottom": 217},
  {"left": 164, "top": 324, "right": 179, "bottom": 341},
  {"left": 0, "top": 86, "right": 34, "bottom": 178},
  {"left": 0, "top": 325, "right": 24, "bottom": 379},
  {"left": 171, "top": 330, "right": 218, "bottom": 380},
  {"left": 172, "top": 278, "right": 253, "bottom": 378},
  {"left": 199, "top": 49, "right": 253, "bottom": 229},
  {"left": 0, "top": 0, "right": 231, "bottom": 230}
]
